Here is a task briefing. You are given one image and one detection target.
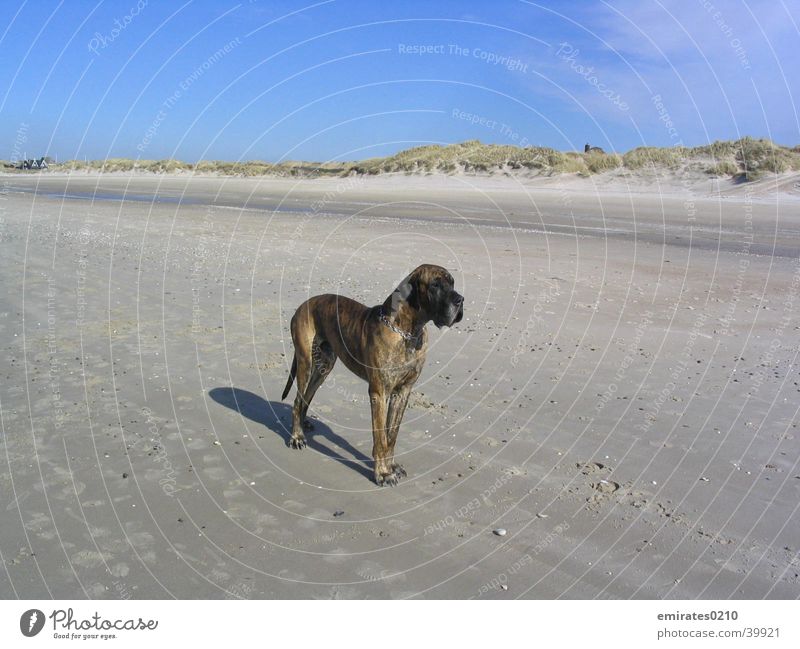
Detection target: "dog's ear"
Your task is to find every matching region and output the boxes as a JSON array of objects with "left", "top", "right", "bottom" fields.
[
  {"left": 405, "top": 274, "right": 420, "bottom": 310},
  {"left": 389, "top": 272, "right": 419, "bottom": 312}
]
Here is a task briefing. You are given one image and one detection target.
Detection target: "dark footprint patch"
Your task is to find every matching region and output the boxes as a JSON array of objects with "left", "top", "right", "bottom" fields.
[{"left": 622, "top": 490, "right": 649, "bottom": 508}]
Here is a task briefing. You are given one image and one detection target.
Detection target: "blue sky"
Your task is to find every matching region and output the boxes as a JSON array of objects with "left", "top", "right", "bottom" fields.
[{"left": 1, "top": 0, "right": 797, "bottom": 162}]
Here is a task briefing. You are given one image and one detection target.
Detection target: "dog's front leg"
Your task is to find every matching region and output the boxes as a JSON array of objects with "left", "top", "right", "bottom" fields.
[
  {"left": 369, "top": 386, "right": 394, "bottom": 486},
  {"left": 386, "top": 386, "right": 411, "bottom": 480}
]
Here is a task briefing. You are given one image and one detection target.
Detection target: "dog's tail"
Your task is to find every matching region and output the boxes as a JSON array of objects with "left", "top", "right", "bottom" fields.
[{"left": 281, "top": 355, "right": 297, "bottom": 400}]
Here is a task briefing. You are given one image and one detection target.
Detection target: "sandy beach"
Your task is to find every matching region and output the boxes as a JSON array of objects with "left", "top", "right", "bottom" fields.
[{"left": 1, "top": 171, "right": 798, "bottom": 599}]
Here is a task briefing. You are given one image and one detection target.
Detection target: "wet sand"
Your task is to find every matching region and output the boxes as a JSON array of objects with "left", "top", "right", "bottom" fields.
[{"left": 1, "top": 173, "right": 798, "bottom": 599}]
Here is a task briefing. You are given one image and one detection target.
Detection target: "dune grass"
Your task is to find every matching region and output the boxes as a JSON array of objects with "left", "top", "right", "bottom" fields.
[
  {"left": 345, "top": 141, "right": 623, "bottom": 176},
  {"left": 705, "top": 160, "right": 740, "bottom": 176},
  {"left": 622, "top": 146, "right": 686, "bottom": 169},
  {"left": 14, "top": 137, "right": 799, "bottom": 180}
]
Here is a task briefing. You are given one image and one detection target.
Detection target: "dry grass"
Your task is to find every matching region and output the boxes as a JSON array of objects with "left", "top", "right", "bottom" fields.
[
  {"left": 734, "top": 137, "right": 798, "bottom": 177},
  {"left": 706, "top": 161, "right": 740, "bottom": 176},
  {"left": 584, "top": 151, "right": 623, "bottom": 173},
  {"left": 13, "top": 138, "right": 799, "bottom": 180},
  {"left": 622, "top": 146, "right": 685, "bottom": 169},
  {"left": 346, "top": 141, "right": 621, "bottom": 176},
  {"left": 60, "top": 158, "right": 194, "bottom": 173},
  {"left": 688, "top": 138, "right": 800, "bottom": 178}
]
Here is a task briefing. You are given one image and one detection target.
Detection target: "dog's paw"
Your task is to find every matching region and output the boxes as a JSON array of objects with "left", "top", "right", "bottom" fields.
[
  {"left": 375, "top": 472, "right": 398, "bottom": 487},
  {"left": 376, "top": 465, "right": 406, "bottom": 486},
  {"left": 288, "top": 436, "right": 307, "bottom": 449}
]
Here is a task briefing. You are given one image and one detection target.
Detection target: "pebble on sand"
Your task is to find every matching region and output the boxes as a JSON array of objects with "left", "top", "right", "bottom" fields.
[{"left": 493, "top": 528, "right": 507, "bottom": 536}]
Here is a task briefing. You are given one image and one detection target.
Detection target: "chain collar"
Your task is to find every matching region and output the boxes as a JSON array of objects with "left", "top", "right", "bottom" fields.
[{"left": 379, "top": 307, "right": 420, "bottom": 343}]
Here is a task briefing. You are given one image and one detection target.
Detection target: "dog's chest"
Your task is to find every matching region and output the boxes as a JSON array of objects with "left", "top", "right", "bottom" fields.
[{"left": 382, "top": 343, "right": 426, "bottom": 386}]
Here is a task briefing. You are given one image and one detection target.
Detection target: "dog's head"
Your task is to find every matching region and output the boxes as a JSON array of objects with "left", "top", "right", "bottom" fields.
[{"left": 392, "top": 264, "right": 464, "bottom": 328}]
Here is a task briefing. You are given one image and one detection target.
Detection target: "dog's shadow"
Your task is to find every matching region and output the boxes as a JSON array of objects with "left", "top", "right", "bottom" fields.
[{"left": 208, "top": 387, "right": 373, "bottom": 480}]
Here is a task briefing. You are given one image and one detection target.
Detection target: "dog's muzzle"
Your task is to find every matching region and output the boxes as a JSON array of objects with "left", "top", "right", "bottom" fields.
[
  {"left": 450, "top": 293, "right": 464, "bottom": 325},
  {"left": 433, "top": 290, "right": 464, "bottom": 328}
]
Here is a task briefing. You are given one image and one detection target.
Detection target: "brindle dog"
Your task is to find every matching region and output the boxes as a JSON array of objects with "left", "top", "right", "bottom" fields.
[{"left": 281, "top": 264, "right": 464, "bottom": 485}]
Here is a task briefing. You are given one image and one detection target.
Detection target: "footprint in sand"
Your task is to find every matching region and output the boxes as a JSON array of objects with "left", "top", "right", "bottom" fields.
[
  {"left": 576, "top": 462, "right": 621, "bottom": 508},
  {"left": 577, "top": 461, "right": 606, "bottom": 475},
  {"left": 592, "top": 480, "right": 620, "bottom": 494}
]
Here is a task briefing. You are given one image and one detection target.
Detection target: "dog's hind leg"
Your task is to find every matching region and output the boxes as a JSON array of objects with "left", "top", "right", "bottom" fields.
[
  {"left": 289, "top": 354, "right": 311, "bottom": 448},
  {"left": 290, "top": 337, "right": 335, "bottom": 449},
  {"left": 300, "top": 339, "right": 335, "bottom": 425},
  {"left": 289, "top": 318, "right": 313, "bottom": 449}
]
